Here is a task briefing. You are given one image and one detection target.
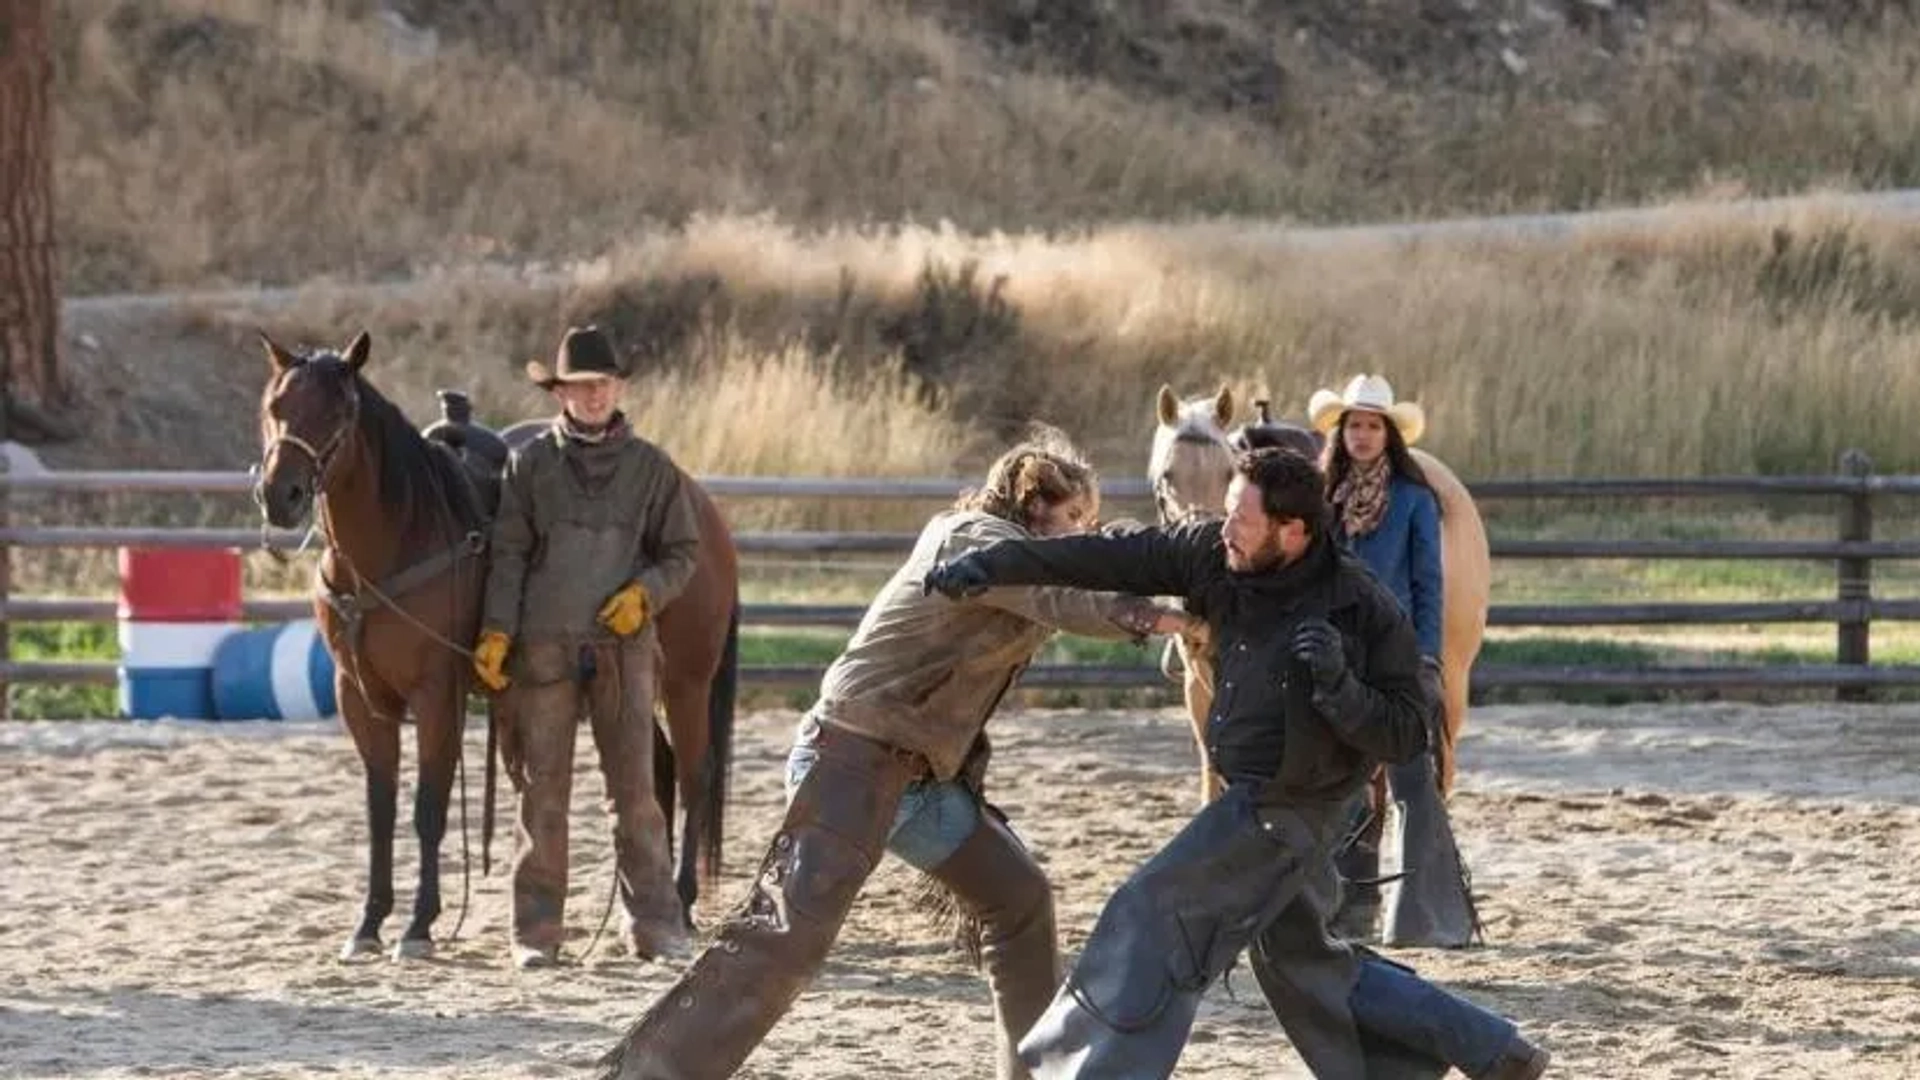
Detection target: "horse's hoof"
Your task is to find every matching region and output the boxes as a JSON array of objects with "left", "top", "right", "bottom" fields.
[
  {"left": 391, "top": 937, "right": 435, "bottom": 962},
  {"left": 514, "top": 943, "right": 559, "bottom": 970},
  {"left": 338, "top": 935, "right": 383, "bottom": 961},
  {"left": 630, "top": 926, "right": 693, "bottom": 964}
]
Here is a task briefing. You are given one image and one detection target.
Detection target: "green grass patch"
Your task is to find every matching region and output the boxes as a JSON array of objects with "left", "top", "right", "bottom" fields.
[
  {"left": 739, "top": 628, "right": 846, "bottom": 668},
  {"left": 9, "top": 683, "right": 117, "bottom": 721},
  {"left": 12, "top": 622, "right": 117, "bottom": 662},
  {"left": 1477, "top": 637, "right": 1661, "bottom": 668},
  {"left": 8, "top": 621, "right": 119, "bottom": 720}
]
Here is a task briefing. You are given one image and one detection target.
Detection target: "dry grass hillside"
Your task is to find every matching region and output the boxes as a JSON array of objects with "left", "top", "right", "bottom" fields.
[{"left": 39, "top": 0, "right": 1920, "bottom": 482}]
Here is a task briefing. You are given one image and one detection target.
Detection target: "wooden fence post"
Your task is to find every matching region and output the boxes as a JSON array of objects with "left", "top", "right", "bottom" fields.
[{"left": 1836, "top": 448, "right": 1874, "bottom": 702}]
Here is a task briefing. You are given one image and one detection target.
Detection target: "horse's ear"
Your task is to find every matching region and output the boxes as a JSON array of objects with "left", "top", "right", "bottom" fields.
[
  {"left": 259, "top": 331, "right": 300, "bottom": 373},
  {"left": 1212, "top": 384, "right": 1235, "bottom": 429},
  {"left": 343, "top": 330, "right": 371, "bottom": 372},
  {"left": 1155, "top": 384, "right": 1179, "bottom": 427}
]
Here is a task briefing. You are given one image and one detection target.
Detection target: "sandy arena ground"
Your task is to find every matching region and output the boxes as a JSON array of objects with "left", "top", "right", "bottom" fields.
[{"left": 3, "top": 702, "right": 1917, "bottom": 1079}]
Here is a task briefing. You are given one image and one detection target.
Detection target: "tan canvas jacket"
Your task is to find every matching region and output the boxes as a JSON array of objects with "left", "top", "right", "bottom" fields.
[{"left": 815, "top": 509, "right": 1167, "bottom": 779}]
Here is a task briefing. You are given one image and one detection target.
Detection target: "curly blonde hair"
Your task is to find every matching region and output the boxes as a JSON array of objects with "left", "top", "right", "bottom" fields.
[{"left": 956, "top": 423, "right": 1100, "bottom": 528}]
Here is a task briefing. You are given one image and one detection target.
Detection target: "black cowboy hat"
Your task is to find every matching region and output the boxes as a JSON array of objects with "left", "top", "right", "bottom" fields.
[{"left": 525, "top": 325, "right": 629, "bottom": 388}]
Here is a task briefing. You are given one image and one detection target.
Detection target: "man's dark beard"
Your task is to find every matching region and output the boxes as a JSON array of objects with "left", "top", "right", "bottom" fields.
[{"left": 1232, "top": 529, "right": 1315, "bottom": 575}]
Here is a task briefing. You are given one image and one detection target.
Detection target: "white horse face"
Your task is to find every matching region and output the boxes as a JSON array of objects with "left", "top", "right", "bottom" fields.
[{"left": 1149, "top": 384, "right": 1236, "bottom": 526}]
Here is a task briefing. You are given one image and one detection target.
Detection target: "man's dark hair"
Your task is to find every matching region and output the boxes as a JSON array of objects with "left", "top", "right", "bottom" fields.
[{"left": 1233, "top": 446, "right": 1328, "bottom": 526}]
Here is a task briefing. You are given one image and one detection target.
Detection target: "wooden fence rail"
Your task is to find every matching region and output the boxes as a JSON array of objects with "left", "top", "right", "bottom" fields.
[{"left": 4, "top": 450, "right": 1920, "bottom": 714}]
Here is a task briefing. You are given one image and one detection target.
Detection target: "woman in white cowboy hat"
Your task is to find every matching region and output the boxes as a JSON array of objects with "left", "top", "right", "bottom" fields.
[
  {"left": 1308, "top": 374, "right": 1437, "bottom": 656},
  {"left": 1307, "top": 374, "right": 1481, "bottom": 952}
]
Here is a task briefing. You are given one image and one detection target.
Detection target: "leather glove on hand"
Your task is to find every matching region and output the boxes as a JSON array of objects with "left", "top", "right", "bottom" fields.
[
  {"left": 1417, "top": 654, "right": 1446, "bottom": 733},
  {"left": 473, "top": 630, "right": 512, "bottom": 693},
  {"left": 1291, "top": 618, "right": 1347, "bottom": 690},
  {"left": 597, "top": 580, "right": 651, "bottom": 637},
  {"left": 922, "top": 553, "right": 993, "bottom": 599}
]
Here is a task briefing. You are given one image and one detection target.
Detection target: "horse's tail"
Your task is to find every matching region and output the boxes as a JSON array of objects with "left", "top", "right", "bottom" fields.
[
  {"left": 1408, "top": 447, "right": 1491, "bottom": 796},
  {"left": 700, "top": 592, "right": 740, "bottom": 888}
]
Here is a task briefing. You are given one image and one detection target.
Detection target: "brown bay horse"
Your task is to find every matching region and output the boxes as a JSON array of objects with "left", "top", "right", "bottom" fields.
[
  {"left": 1146, "top": 383, "right": 1490, "bottom": 801},
  {"left": 254, "top": 331, "right": 737, "bottom": 963}
]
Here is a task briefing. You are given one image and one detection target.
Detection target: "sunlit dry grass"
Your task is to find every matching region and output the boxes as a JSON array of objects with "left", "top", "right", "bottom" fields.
[
  {"left": 54, "top": 0, "right": 1920, "bottom": 294},
  {"left": 43, "top": 0, "right": 1920, "bottom": 491}
]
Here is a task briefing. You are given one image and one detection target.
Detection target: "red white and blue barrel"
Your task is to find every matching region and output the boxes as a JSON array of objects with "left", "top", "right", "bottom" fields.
[
  {"left": 210, "top": 619, "right": 338, "bottom": 721},
  {"left": 116, "top": 548, "right": 242, "bottom": 720}
]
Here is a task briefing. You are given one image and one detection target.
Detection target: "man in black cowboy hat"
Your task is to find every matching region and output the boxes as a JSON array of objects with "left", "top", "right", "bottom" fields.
[{"left": 475, "top": 325, "right": 701, "bottom": 969}]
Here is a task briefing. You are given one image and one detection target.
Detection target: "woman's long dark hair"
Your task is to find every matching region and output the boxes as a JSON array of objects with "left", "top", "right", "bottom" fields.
[{"left": 1322, "top": 409, "right": 1431, "bottom": 500}]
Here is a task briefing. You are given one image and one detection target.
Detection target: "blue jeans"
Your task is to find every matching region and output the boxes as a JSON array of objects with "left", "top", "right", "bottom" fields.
[
  {"left": 783, "top": 715, "right": 981, "bottom": 872},
  {"left": 1348, "top": 955, "right": 1516, "bottom": 1077}
]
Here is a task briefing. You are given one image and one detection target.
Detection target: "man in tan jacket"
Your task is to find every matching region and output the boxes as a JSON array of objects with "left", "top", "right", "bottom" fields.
[
  {"left": 474, "top": 325, "right": 699, "bottom": 969},
  {"left": 595, "top": 427, "right": 1201, "bottom": 1080}
]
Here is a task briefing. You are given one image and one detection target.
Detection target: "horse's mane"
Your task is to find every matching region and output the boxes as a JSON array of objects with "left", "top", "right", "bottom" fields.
[{"left": 311, "top": 353, "right": 486, "bottom": 543}]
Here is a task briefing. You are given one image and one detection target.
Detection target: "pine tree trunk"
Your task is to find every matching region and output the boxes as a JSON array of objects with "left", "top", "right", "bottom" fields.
[{"left": 0, "top": 0, "right": 69, "bottom": 443}]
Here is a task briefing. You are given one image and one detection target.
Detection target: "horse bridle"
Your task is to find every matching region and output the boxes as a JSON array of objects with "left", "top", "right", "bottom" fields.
[
  {"left": 253, "top": 380, "right": 361, "bottom": 507},
  {"left": 1153, "top": 474, "right": 1220, "bottom": 527},
  {"left": 1153, "top": 429, "right": 1231, "bottom": 528}
]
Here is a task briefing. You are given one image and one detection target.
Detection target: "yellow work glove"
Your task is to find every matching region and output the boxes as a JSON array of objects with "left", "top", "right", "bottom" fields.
[
  {"left": 473, "top": 630, "right": 512, "bottom": 693},
  {"left": 597, "top": 580, "right": 651, "bottom": 637}
]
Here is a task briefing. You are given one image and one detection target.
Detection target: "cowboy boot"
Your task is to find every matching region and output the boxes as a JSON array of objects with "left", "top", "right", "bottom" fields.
[
  {"left": 926, "top": 811, "right": 1061, "bottom": 1080},
  {"left": 1483, "top": 1034, "right": 1551, "bottom": 1079},
  {"left": 594, "top": 726, "right": 921, "bottom": 1080}
]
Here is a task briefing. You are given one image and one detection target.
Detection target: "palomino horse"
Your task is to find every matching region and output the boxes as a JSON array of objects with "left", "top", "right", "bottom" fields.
[
  {"left": 1148, "top": 384, "right": 1238, "bottom": 806},
  {"left": 497, "top": 417, "right": 742, "bottom": 924},
  {"left": 1146, "top": 383, "right": 1491, "bottom": 798}
]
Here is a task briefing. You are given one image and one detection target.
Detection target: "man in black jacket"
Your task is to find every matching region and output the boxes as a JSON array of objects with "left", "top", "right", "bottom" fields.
[{"left": 924, "top": 447, "right": 1548, "bottom": 1080}]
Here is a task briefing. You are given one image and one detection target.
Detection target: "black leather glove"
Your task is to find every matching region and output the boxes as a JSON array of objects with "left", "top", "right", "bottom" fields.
[
  {"left": 1417, "top": 654, "right": 1446, "bottom": 741},
  {"left": 1291, "top": 618, "right": 1347, "bottom": 688},
  {"left": 922, "top": 553, "right": 993, "bottom": 599}
]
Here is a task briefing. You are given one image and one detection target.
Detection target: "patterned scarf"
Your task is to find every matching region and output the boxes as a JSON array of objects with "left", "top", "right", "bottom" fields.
[{"left": 1333, "top": 457, "right": 1392, "bottom": 538}]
